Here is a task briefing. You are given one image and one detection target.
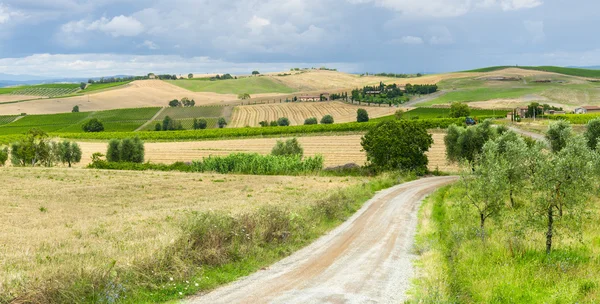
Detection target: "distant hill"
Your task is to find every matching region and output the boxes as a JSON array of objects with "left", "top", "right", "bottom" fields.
[{"left": 464, "top": 66, "right": 600, "bottom": 78}]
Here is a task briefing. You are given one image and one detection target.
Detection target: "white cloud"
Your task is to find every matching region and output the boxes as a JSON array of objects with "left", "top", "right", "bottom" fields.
[
  {"left": 392, "top": 35, "right": 424, "bottom": 45},
  {"left": 140, "top": 40, "right": 159, "bottom": 50},
  {"left": 247, "top": 16, "right": 271, "bottom": 34},
  {"left": 0, "top": 3, "right": 24, "bottom": 24},
  {"left": 347, "top": 0, "right": 542, "bottom": 17},
  {"left": 523, "top": 20, "right": 544, "bottom": 43},
  {"left": 429, "top": 26, "right": 454, "bottom": 45},
  {"left": 61, "top": 15, "right": 144, "bottom": 37}
]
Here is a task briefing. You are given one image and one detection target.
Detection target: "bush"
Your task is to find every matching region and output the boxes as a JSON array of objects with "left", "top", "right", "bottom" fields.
[
  {"left": 584, "top": 117, "right": 600, "bottom": 149},
  {"left": 106, "top": 137, "right": 145, "bottom": 163},
  {"left": 155, "top": 123, "right": 162, "bottom": 131},
  {"left": 169, "top": 99, "right": 181, "bottom": 107},
  {"left": 57, "top": 141, "right": 82, "bottom": 167},
  {"left": 269, "top": 121, "right": 278, "bottom": 127},
  {"left": 321, "top": 115, "right": 334, "bottom": 124},
  {"left": 546, "top": 120, "right": 572, "bottom": 153},
  {"left": 259, "top": 121, "right": 269, "bottom": 127},
  {"left": 218, "top": 118, "right": 227, "bottom": 129},
  {"left": 449, "top": 102, "right": 471, "bottom": 118},
  {"left": 193, "top": 118, "right": 208, "bottom": 130},
  {"left": 0, "top": 145, "right": 8, "bottom": 166},
  {"left": 357, "top": 109, "right": 369, "bottom": 122},
  {"left": 394, "top": 109, "right": 404, "bottom": 120},
  {"left": 162, "top": 116, "right": 183, "bottom": 131},
  {"left": 277, "top": 117, "right": 290, "bottom": 126},
  {"left": 304, "top": 117, "right": 318, "bottom": 125},
  {"left": 72, "top": 105, "right": 79, "bottom": 113},
  {"left": 271, "top": 138, "right": 303, "bottom": 157},
  {"left": 361, "top": 120, "right": 433, "bottom": 173},
  {"left": 82, "top": 118, "right": 104, "bottom": 132}
]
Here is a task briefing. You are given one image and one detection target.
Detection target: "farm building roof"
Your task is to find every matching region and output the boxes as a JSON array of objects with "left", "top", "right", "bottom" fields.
[{"left": 582, "top": 106, "right": 600, "bottom": 110}]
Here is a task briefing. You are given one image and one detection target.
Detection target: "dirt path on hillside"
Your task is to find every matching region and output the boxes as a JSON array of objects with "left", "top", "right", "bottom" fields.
[
  {"left": 134, "top": 107, "right": 166, "bottom": 131},
  {"left": 187, "top": 176, "right": 457, "bottom": 304}
]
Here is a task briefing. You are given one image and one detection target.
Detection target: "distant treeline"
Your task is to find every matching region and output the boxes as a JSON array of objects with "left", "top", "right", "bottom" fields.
[{"left": 361, "top": 72, "right": 424, "bottom": 78}]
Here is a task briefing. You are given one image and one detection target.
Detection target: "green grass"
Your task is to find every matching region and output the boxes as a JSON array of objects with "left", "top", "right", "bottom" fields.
[
  {"left": 410, "top": 184, "right": 600, "bottom": 303},
  {"left": 0, "top": 87, "right": 21, "bottom": 94},
  {"left": 464, "top": 66, "right": 600, "bottom": 79},
  {"left": 0, "top": 115, "right": 18, "bottom": 126},
  {"left": 402, "top": 107, "right": 506, "bottom": 119},
  {"left": 82, "top": 81, "right": 132, "bottom": 92},
  {"left": 157, "top": 106, "right": 225, "bottom": 120},
  {"left": 166, "top": 77, "right": 295, "bottom": 95},
  {"left": 0, "top": 108, "right": 160, "bottom": 135},
  {"left": 422, "top": 87, "right": 547, "bottom": 106}
]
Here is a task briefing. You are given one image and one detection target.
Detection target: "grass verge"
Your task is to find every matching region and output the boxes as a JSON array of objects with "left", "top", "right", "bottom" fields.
[
  {"left": 408, "top": 184, "right": 600, "bottom": 303},
  {"left": 9, "top": 173, "right": 409, "bottom": 303}
]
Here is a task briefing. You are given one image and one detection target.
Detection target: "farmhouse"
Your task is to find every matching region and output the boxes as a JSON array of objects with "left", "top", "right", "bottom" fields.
[
  {"left": 298, "top": 93, "right": 330, "bottom": 101},
  {"left": 574, "top": 106, "right": 600, "bottom": 114},
  {"left": 365, "top": 91, "right": 381, "bottom": 95}
]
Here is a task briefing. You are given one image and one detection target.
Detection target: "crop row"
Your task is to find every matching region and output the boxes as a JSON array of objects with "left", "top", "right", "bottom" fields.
[
  {"left": 10, "top": 87, "right": 79, "bottom": 97},
  {"left": 0, "top": 115, "right": 18, "bottom": 126},
  {"left": 56, "top": 118, "right": 465, "bottom": 141},
  {"left": 546, "top": 113, "right": 600, "bottom": 124}
]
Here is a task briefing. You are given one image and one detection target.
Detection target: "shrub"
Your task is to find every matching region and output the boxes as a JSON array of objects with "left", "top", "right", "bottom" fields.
[
  {"left": 269, "top": 121, "right": 278, "bottom": 127},
  {"left": 72, "top": 105, "right": 79, "bottom": 113},
  {"left": 449, "top": 102, "right": 471, "bottom": 118},
  {"left": 304, "top": 117, "right": 318, "bottom": 125},
  {"left": 192, "top": 153, "right": 323, "bottom": 175},
  {"left": 169, "top": 99, "right": 181, "bottom": 107},
  {"left": 194, "top": 118, "right": 208, "bottom": 130},
  {"left": 162, "top": 116, "right": 183, "bottom": 131},
  {"left": 155, "top": 123, "right": 162, "bottom": 131},
  {"left": 259, "top": 121, "right": 269, "bottom": 127},
  {"left": 277, "top": 117, "right": 290, "bottom": 126},
  {"left": 357, "top": 109, "right": 369, "bottom": 122},
  {"left": 361, "top": 120, "right": 433, "bottom": 173},
  {"left": 394, "top": 109, "right": 404, "bottom": 120},
  {"left": 584, "top": 117, "right": 600, "bottom": 149},
  {"left": 271, "top": 138, "right": 303, "bottom": 157},
  {"left": 218, "top": 118, "right": 227, "bottom": 129},
  {"left": 82, "top": 118, "right": 104, "bottom": 132},
  {"left": 57, "top": 141, "right": 82, "bottom": 167},
  {"left": 0, "top": 145, "right": 8, "bottom": 166},
  {"left": 106, "top": 137, "right": 145, "bottom": 163},
  {"left": 321, "top": 115, "right": 334, "bottom": 124}
]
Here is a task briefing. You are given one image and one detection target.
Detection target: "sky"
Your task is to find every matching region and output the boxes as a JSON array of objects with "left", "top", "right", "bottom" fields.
[{"left": 0, "top": 0, "right": 598, "bottom": 78}]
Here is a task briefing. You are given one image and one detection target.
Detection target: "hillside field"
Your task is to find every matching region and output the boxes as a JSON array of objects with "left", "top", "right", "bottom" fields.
[{"left": 166, "top": 77, "right": 295, "bottom": 95}]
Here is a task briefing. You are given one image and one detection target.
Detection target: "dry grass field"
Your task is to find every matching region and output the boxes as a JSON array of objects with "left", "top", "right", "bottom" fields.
[
  {"left": 229, "top": 101, "right": 398, "bottom": 127},
  {"left": 74, "top": 133, "right": 457, "bottom": 172},
  {"left": 0, "top": 167, "right": 360, "bottom": 298},
  {"left": 0, "top": 80, "right": 285, "bottom": 115},
  {"left": 0, "top": 95, "right": 40, "bottom": 103}
]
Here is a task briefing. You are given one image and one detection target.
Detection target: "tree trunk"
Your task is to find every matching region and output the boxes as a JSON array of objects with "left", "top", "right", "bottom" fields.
[
  {"left": 509, "top": 189, "right": 515, "bottom": 208},
  {"left": 68, "top": 161, "right": 72, "bottom": 168},
  {"left": 546, "top": 206, "right": 554, "bottom": 254},
  {"left": 480, "top": 213, "right": 486, "bottom": 241}
]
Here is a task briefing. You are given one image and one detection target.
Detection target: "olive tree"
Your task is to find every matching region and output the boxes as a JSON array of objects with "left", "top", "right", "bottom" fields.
[
  {"left": 488, "top": 131, "right": 530, "bottom": 207},
  {"left": 82, "top": 118, "right": 104, "bottom": 132},
  {"left": 0, "top": 146, "right": 8, "bottom": 166},
  {"left": 545, "top": 120, "right": 572, "bottom": 153},
  {"left": 271, "top": 138, "right": 303, "bottom": 157},
  {"left": 277, "top": 117, "right": 290, "bottom": 126},
  {"left": 361, "top": 120, "right": 433, "bottom": 172},
  {"left": 584, "top": 117, "right": 600, "bottom": 150},
  {"left": 357, "top": 109, "right": 369, "bottom": 122},
  {"left": 449, "top": 102, "right": 470, "bottom": 118},
  {"left": 304, "top": 117, "right": 318, "bottom": 125},
  {"left": 320, "top": 115, "right": 334, "bottom": 124},
  {"left": 533, "top": 135, "right": 596, "bottom": 254},
  {"left": 10, "top": 129, "right": 54, "bottom": 167},
  {"left": 218, "top": 118, "right": 228, "bottom": 128},
  {"left": 57, "top": 141, "right": 82, "bottom": 167},
  {"left": 445, "top": 120, "right": 497, "bottom": 167}
]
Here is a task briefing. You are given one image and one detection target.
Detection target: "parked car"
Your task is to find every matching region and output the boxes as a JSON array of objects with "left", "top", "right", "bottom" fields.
[{"left": 466, "top": 117, "right": 476, "bottom": 126}]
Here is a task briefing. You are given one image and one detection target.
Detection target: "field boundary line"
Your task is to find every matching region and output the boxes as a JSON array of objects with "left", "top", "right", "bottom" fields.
[{"left": 135, "top": 107, "right": 166, "bottom": 131}]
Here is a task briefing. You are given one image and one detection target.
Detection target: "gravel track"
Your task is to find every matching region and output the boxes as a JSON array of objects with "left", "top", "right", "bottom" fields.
[{"left": 187, "top": 176, "right": 457, "bottom": 304}]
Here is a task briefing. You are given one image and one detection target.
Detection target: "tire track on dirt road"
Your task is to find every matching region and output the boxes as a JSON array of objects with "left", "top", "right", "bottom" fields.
[{"left": 187, "top": 176, "right": 458, "bottom": 304}]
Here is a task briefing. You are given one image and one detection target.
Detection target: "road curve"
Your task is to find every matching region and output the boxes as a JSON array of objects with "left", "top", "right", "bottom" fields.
[{"left": 187, "top": 176, "right": 458, "bottom": 304}]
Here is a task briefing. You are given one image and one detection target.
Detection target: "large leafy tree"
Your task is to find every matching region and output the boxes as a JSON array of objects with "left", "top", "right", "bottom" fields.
[
  {"left": 445, "top": 120, "right": 497, "bottom": 166},
  {"left": 57, "top": 141, "right": 82, "bottom": 167},
  {"left": 10, "top": 129, "right": 54, "bottom": 167},
  {"left": 449, "top": 102, "right": 470, "bottom": 118},
  {"left": 361, "top": 120, "right": 433, "bottom": 172}
]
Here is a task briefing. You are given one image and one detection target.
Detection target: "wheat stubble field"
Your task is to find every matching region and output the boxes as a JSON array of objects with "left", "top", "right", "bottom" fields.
[
  {"left": 229, "top": 101, "right": 398, "bottom": 127},
  {"left": 0, "top": 168, "right": 360, "bottom": 299},
  {"left": 74, "top": 132, "right": 456, "bottom": 171}
]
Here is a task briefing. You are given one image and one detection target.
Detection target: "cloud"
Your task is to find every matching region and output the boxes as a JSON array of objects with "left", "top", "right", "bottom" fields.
[
  {"left": 140, "top": 40, "right": 159, "bottom": 50},
  {"left": 61, "top": 15, "right": 144, "bottom": 37},
  {"left": 347, "top": 0, "right": 542, "bottom": 17},
  {"left": 523, "top": 20, "right": 544, "bottom": 43},
  {"left": 388, "top": 35, "right": 424, "bottom": 45},
  {"left": 247, "top": 16, "right": 271, "bottom": 34},
  {"left": 0, "top": 3, "right": 24, "bottom": 24},
  {"left": 429, "top": 26, "right": 454, "bottom": 45}
]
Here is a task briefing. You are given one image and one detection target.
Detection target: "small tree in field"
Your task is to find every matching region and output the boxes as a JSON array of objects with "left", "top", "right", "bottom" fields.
[
  {"left": 304, "top": 117, "right": 318, "bottom": 125},
  {"left": 271, "top": 138, "right": 303, "bottom": 157},
  {"left": 80, "top": 82, "right": 87, "bottom": 90},
  {"left": 72, "top": 105, "right": 79, "bottom": 113},
  {"left": 259, "top": 121, "right": 269, "bottom": 127},
  {"left": 320, "top": 115, "right": 334, "bottom": 124},
  {"left": 533, "top": 135, "right": 596, "bottom": 254},
  {"left": 445, "top": 120, "right": 496, "bottom": 167},
  {"left": 193, "top": 118, "right": 208, "bottom": 130},
  {"left": 106, "top": 137, "right": 145, "bottom": 163},
  {"left": 361, "top": 120, "right": 433, "bottom": 172},
  {"left": 238, "top": 93, "right": 251, "bottom": 100},
  {"left": 546, "top": 120, "right": 572, "bottom": 153},
  {"left": 169, "top": 99, "right": 181, "bottom": 107},
  {"left": 106, "top": 139, "right": 121, "bottom": 162},
  {"left": 357, "top": 108, "right": 369, "bottom": 122},
  {"left": 277, "top": 117, "right": 290, "bottom": 126},
  {"left": 269, "top": 121, "right": 278, "bottom": 127},
  {"left": 181, "top": 97, "right": 195, "bottom": 107},
  {"left": 57, "top": 141, "right": 82, "bottom": 167},
  {"left": 218, "top": 117, "right": 227, "bottom": 128},
  {"left": 0, "top": 146, "right": 8, "bottom": 166},
  {"left": 82, "top": 119, "right": 104, "bottom": 132},
  {"left": 252, "top": 71, "right": 260, "bottom": 76},
  {"left": 449, "top": 102, "right": 471, "bottom": 118},
  {"left": 394, "top": 109, "right": 404, "bottom": 120},
  {"left": 584, "top": 117, "right": 600, "bottom": 150},
  {"left": 188, "top": 73, "right": 194, "bottom": 79},
  {"left": 10, "top": 129, "right": 53, "bottom": 167}
]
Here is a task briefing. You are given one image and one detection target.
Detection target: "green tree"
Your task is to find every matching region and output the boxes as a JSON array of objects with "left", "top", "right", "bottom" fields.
[
  {"left": 259, "top": 121, "right": 269, "bottom": 127},
  {"left": 277, "top": 117, "right": 290, "bottom": 126},
  {"left": 361, "top": 120, "right": 433, "bottom": 172},
  {"left": 155, "top": 123, "right": 162, "bottom": 131},
  {"left": 80, "top": 82, "right": 87, "bottom": 90},
  {"left": 181, "top": 97, "right": 195, "bottom": 107},
  {"left": 584, "top": 117, "right": 600, "bottom": 150},
  {"left": 106, "top": 139, "right": 121, "bottom": 162},
  {"left": 271, "top": 138, "right": 303, "bottom": 157},
  {"left": 527, "top": 102, "right": 543, "bottom": 118},
  {"left": 82, "top": 118, "right": 104, "bottom": 132},
  {"left": 533, "top": 135, "right": 596, "bottom": 254},
  {"left": 320, "top": 115, "right": 334, "bottom": 124},
  {"left": 357, "top": 108, "right": 369, "bottom": 122},
  {"left": 72, "top": 105, "right": 79, "bottom": 113},
  {"left": 57, "top": 141, "right": 82, "bottom": 167},
  {"left": 449, "top": 102, "right": 471, "bottom": 118},
  {"left": 0, "top": 146, "right": 8, "bottom": 166},
  {"left": 218, "top": 117, "right": 227, "bottom": 128},
  {"left": 238, "top": 93, "right": 251, "bottom": 100},
  {"left": 169, "top": 99, "right": 181, "bottom": 107},
  {"left": 304, "top": 117, "right": 318, "bottom": 125},
  {"left": 188, "top": 73, "right": 194, "bottom": 79},
  {"left": 394, "top": 109, "right": 404, "bottom": 120},
  {"left": 545, "top": 120, "right": 572, "bottom": 153},
  {"left": 252, "top": 71, "right": 260, "bottom": 76},
  {"left": 444, "top": 120, "right": 496, "bottom": 166},
  {"left": 193, "top": 118, "right": 208, "bottom": 130},
  {"left": 10, "top": 129, "right": 53, "bottom": 167},
  {"left": 269, "top": 121, "right": 278, "bottom": 127}
]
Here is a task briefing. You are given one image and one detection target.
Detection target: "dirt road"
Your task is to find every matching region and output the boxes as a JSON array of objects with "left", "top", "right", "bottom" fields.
[{"left": 187, "top": 176, "right": 457, "bottom": 304}]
